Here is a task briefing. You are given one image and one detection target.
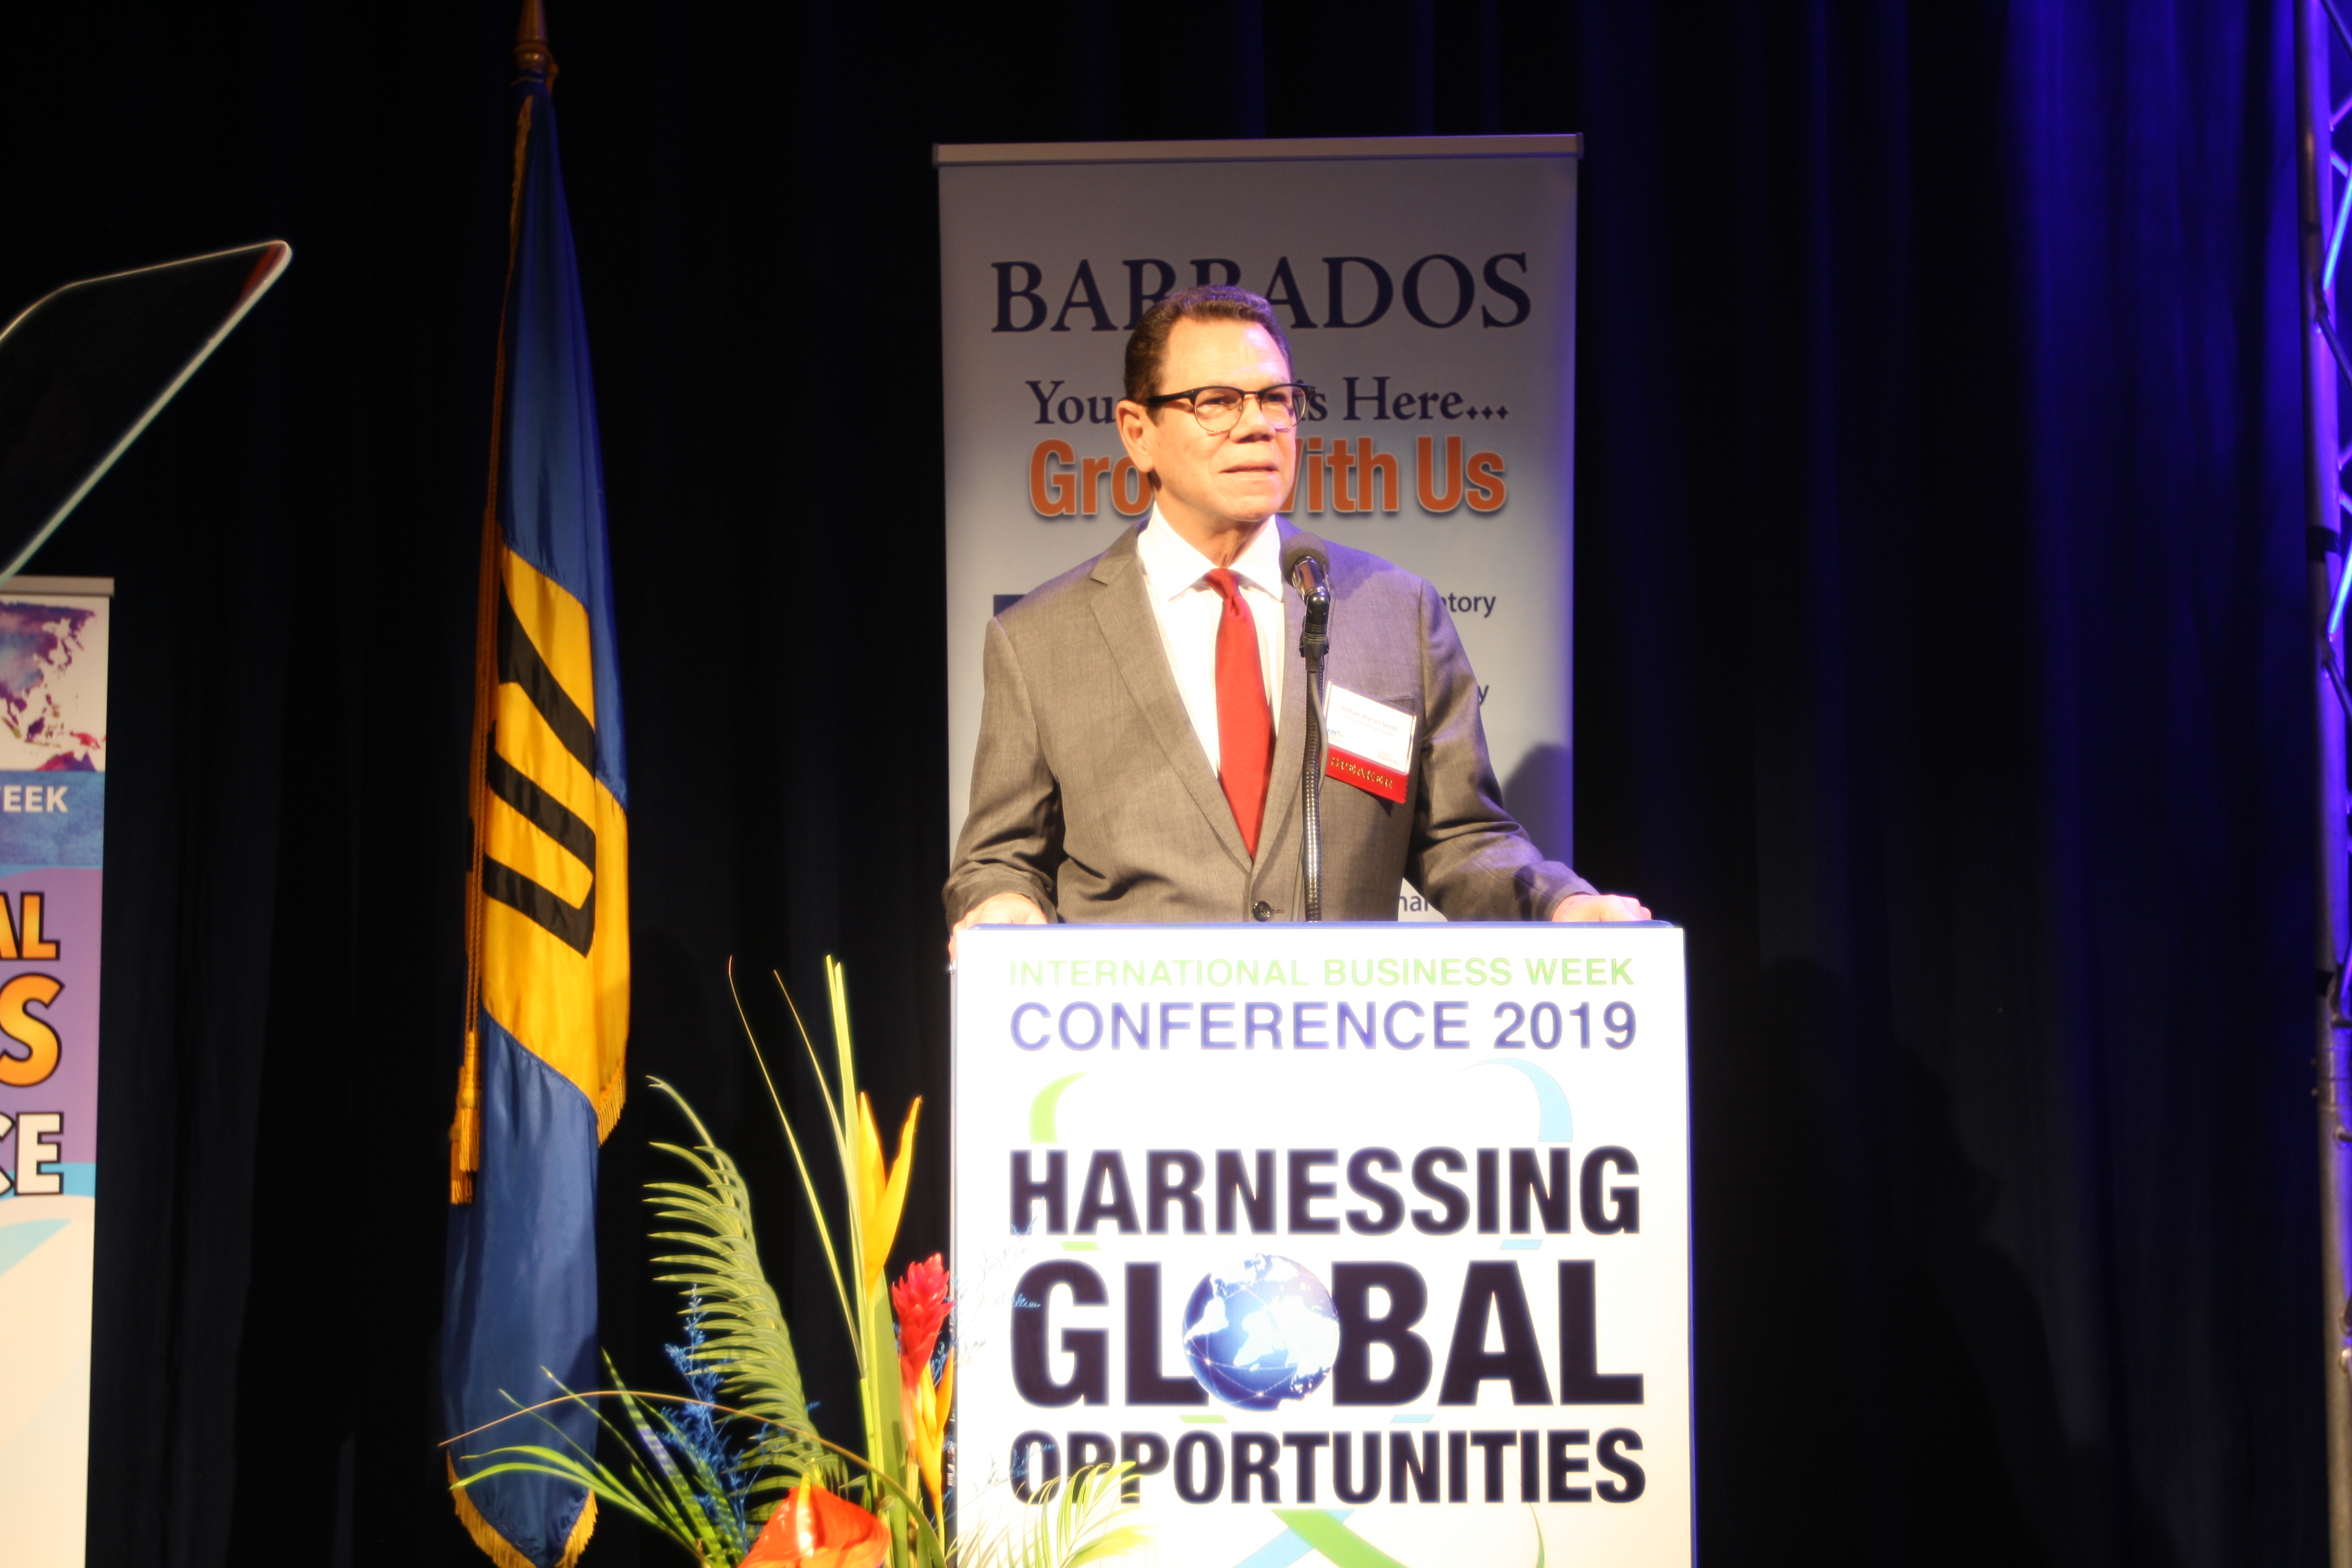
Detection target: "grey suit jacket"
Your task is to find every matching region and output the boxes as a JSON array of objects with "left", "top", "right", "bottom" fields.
[{"left": 944, "top": 520, "right": 1593, "bottom": 926}]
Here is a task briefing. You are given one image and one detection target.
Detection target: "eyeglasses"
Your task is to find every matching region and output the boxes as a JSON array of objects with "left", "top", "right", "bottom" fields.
[{"left": 1142, "top": 383, "right": 1318, "bottom": 434}]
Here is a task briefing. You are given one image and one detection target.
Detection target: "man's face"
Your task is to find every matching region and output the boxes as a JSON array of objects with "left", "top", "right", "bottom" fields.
[{"left": 1117, "top": 317, "right": 1296, "bottom": 538}]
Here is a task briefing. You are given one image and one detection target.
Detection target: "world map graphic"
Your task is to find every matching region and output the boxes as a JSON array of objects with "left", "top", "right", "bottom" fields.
[{"left": 0, "top": 601, "right": 104, "bottom": 773}]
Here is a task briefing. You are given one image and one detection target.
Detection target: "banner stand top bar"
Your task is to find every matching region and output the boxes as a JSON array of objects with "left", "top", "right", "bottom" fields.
[
  {"left": 4, "top": 576, "right": 113, "bottom": 598},
  {"left": 933, "top": 132, "right": 1583, "bottom": 168}
]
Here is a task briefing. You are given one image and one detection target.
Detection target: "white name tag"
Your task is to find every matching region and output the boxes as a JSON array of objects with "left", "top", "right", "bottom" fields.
[{"left": 1324, "top": 684, "right": 1415, "bottom": 802}]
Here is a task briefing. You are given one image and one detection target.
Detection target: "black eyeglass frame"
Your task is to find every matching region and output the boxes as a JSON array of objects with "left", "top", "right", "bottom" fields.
[{"left": 1139, "top": 383, "right": 1319, "bottom": 432}]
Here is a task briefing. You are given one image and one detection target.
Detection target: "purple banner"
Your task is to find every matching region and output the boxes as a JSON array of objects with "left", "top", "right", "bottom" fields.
[{"left": 0, "top": 583, "right": 111, "bottom": 1568}]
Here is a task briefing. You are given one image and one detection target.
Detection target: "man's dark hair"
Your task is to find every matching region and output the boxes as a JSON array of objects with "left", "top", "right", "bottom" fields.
[{"left": 1123, "top": 285, "right": 1293, "bottom": 405}]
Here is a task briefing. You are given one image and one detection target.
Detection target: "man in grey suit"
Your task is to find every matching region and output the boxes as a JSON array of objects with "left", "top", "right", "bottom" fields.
[{"left": 946, "top": 286, "right": 1646, "bottom": 943}]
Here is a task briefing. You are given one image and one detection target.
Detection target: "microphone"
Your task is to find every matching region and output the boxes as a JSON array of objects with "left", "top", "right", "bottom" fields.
[
  {"left": 1282, "top": 531, "right": 1333, "bottom": 922},
  {"left": 1282, "top": 532, "right": 1332, "bottom": 665}
]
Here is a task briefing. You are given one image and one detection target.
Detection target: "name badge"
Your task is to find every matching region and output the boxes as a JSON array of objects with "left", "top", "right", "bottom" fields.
[{"left": 1323, "top": 685, "right": 1414, "bottom": 802}]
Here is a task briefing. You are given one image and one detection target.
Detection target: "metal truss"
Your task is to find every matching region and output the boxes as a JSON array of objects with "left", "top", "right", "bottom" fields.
[{"left": 2295, "top": 2, "right": 2352, "bottom": 1560}]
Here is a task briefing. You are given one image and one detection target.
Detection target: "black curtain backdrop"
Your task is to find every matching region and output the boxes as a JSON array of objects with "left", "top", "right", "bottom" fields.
[{"left": 0, "top": 1, "right": 2320, "bottom": 1564}]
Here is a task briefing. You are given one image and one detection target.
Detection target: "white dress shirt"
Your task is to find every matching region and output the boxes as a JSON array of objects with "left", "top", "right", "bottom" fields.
[{"left": 1133, "top": 506, "right": 1287, "bottom": 776}]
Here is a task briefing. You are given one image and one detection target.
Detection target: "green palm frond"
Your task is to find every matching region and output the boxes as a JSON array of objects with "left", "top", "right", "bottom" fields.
[
  {"left": 644, "top": 1077, "right": 822, "bottom": 1491},
  {"left": 726, "top": 961, "right": 858, "bottom": 1346},
  {"left": 952, "top": 1464, "right": 1149, "bottom": 1568},
  {"left": 454, "top": 1365, "right": 755, "bottom": 1566}
]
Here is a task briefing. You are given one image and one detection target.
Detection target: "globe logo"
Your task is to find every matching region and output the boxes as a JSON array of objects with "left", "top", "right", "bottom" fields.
[{"left": 1181, "top": 1254, "right": 1343, "bottom": 1409}]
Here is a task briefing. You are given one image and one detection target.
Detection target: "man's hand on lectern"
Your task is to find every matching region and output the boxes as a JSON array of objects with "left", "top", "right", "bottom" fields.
[
  {"left": 1552, "top": 892, "right": 1651, "bottom": 922},
  {"left": 949, "top": 890, "right": 1048, "bottom": 959}
]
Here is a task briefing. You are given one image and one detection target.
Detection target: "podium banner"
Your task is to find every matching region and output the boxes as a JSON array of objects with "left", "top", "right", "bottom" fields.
[
  {"left": 937, "top": 137, "right": 1584, "bottom": 911},
  {"left": 952, "top": 921, "right": 1691, "bottom": 1567},
  {"left": 0, "top": 578, "right": 111, "bottom": 1568}
]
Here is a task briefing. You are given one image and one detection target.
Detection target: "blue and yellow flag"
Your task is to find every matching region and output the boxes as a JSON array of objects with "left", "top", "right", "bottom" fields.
[{"left": 443, "top": 8, "right": 628, "bottom": 1566}]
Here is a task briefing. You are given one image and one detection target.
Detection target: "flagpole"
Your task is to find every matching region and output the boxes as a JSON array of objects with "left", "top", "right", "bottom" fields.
[
  {"left": 452, "top": 0, "right": 558, "bottom": 1204},
  {"left": 514, "top": 0, "right": 557, "bottom": 88}
]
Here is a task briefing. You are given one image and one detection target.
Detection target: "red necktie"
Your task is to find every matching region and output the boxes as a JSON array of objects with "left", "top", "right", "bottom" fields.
[{"left": 1206, "top": 567, "right": 1273, "bottom": 857}]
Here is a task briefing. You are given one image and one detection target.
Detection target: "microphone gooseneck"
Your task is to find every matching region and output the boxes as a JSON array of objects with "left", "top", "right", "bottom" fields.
[{"left": 1284, "top": 534, "right": 1333, "bottom": 923}]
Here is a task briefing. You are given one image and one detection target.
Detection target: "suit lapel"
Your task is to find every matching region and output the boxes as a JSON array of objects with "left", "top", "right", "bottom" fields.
[{"left": 1088, "top": 529, "right": 1253, "bottom": 873}]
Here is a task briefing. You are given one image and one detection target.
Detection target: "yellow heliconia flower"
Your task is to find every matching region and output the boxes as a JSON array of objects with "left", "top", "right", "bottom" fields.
[
  {"left": 906, "top": 1350, "right": 955, "bottom": 1516},
  {"left": 854, "top": 1093, "right": 920, "bottom": 1299}
]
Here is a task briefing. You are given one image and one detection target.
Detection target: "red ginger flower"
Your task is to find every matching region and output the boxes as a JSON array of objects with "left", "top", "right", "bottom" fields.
[
  {"left": 893, "top": 1254, "right": 955, "bottom": 1516},
  {"left": 738, "top": 1478, "right": 887, "bottom": 1568},
  {"left": 892, "top": 1253, "right": 950, "bottom": 1397}
]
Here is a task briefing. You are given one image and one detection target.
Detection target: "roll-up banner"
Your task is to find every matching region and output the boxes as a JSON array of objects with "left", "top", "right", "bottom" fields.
[
  {"left": 937, "top": 136, "right": 1583, "bottom": 915},
  {"left": 0, "top": 577, "right": 111, "bottom": 1568}
]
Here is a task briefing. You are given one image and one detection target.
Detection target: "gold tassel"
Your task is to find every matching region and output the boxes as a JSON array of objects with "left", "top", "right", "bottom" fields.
[
  {"left": 592, "top": 1062, "right": 626, "bottom": 1145},
  {"left": 450, "top": 1026, "right": 484, "bottom": 1204},
  {"left": 449, "top": 1455, "right": 598, "bottom": 1568}
]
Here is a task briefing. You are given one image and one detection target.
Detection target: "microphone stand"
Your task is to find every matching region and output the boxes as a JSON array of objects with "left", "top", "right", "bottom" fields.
[{"left": 1295, "top": 558, "right": 1331, "bottom": 922}]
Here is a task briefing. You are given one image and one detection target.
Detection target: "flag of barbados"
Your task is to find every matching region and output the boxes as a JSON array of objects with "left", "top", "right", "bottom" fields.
[{"left": 442, "top": 13, "right": 627, "bottom": 1566}]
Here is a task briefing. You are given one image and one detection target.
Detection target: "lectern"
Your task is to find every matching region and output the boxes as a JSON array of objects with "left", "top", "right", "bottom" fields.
[{"left": 952, "top": 920, "right": 1693, "bottom": 1568}]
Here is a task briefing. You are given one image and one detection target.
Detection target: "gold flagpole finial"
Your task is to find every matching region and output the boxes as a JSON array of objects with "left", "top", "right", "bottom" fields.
[{"left": 514, "top": 0, "right": 557, "bottom": 88}]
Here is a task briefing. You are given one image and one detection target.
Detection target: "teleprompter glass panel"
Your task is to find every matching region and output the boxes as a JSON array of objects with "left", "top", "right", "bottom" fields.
[{"left": 0, "top": 241, "right": 290, "bottom": 581}]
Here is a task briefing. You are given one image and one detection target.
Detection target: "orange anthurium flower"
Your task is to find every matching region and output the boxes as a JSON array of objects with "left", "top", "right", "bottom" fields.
[
  {"left": 739, "top": 1478, "right": 889, "bottom": 1568},
  {"left": 853, "top": 1094, "right": 920, "bottom": 1299}
]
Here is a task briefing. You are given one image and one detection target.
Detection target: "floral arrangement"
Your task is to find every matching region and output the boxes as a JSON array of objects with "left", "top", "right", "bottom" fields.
[{"left": 451, "top": 958, "right": 1144, "bottom": 1568}]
